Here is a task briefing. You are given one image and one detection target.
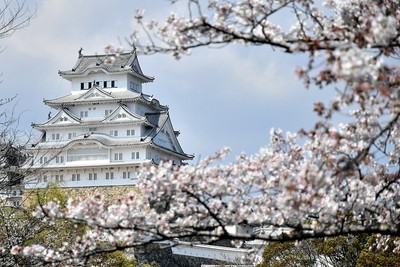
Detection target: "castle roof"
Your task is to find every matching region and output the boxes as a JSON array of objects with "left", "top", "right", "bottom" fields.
[
  {"left": 58, "top": 49, "right": 154, "bottom": 82},
  {"left": 43, "top": 86, "right": 167, "bottom": 110},
  {"left": 28, "top": 133, "right": 192, "bottom": 160}
]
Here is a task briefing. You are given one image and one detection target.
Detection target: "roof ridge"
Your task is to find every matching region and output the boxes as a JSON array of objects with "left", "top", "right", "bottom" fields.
[{"left": 79, "top": 51, "right": 133, "bottom": 58}]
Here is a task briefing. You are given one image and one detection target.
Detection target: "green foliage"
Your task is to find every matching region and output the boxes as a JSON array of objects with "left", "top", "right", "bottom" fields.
[
  {"left": 31, "top": 183, "right": 70, "bottom": 209},
  {"left": 258, "top": 234, "right": 399, "bottom": 267},
  {"left": 0, "top": 185, "right": 143, "bottom": 266},
  {"left": 258, "top": 240, "right": 316, "bottom": 267},
  {"left": 312, "top": 234, "right": 368, "bottom": 267},
  {"left": 23, "top": 186, "right": 85, "bottom": 248},
  {"left": 356, "top": 235, "right": 400, "bottom": 267},
  {"left": 0, "top": 185, "right": 82, "bottom": 266},
  {"left": 89, "top": 250, "right": 136, "bottom": 267}
]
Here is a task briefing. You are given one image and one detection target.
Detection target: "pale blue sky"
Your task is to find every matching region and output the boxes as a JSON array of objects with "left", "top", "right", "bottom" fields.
[{"left": 0, "top": 1, "right": 324, "bottom": 162}]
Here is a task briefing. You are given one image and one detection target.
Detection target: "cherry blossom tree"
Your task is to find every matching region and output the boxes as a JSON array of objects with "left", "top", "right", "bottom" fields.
[{"left": 8, "top": 0, "right": 400, "bottom": 264}]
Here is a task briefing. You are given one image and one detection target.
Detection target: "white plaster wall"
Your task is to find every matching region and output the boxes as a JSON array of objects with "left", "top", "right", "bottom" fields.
[
  {"left": 24, "top": 164, "right": 142, "bottom": 189},
  {"left": 31, "top": 144, "right": 147, "bottom": 167},
  {"left": 172, "top": 244, "right": 249, "bottom": 263},
  {"left": 110, "top": 147, "right": 146, "bottom": 162},
  {"left": 69, "top": 73, "right": 146, "bottom": 92},
  {"left": 25, "top": 175, "right": 139, "bottom": 189},
  {"left": 67, "top": 103, "right": 118, "bottom": 119},
  {"left": 70, "top": 73, "right": 128, "bottom": 91},
  {"left": 44, "top": 126, "right": 141, "bottom": 142}
]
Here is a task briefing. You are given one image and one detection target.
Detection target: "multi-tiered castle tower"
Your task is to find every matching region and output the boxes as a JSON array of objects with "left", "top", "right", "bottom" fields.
[{"left": 25, "top": 48, "right": 193, "bottom": 189}]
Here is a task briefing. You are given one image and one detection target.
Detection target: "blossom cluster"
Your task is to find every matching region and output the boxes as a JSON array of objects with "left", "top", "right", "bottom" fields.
[{"left": 10, "top": 122, "right": 400, "bottom": 262}]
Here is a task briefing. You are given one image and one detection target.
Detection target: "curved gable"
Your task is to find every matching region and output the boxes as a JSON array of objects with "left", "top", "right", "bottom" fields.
[
  {"left": 45, "top": 109, "right": 81, "bottom": 125},
  {"left": 102, "top": 105, "right": 143, "bottom": 122},
  {"left": 156, "top": 118, "right": 183, "bottom": 153},
  {"left": 75, "top": 86, "right": 114, "bottom": 101}
]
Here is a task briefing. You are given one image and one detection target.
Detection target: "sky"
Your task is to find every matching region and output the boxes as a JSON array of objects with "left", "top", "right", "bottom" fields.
[{"left": 0, "top": 0, "right": 325, "bottom": 163}]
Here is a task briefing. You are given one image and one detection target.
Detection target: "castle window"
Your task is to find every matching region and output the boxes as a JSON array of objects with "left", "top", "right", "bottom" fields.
[
  {"left": 55, "top": 156, "right": 64, "bottom": 163},
  {"left": 89, "top": 127, "right": 97, "bottom": 132},
  {"left": 88, "top": 82, "right": 92, "bottom": 88},
  {"left": 51, "top": 133, "right": 60, "bottom": 140},
  {"left": 110, "top": 130, "right": 118, "bottom": 136},
  {"left": 89, "top": 173, "right": 97, "bottom": 180},
  {"left": 40, "top": 157, "right": 48, "bottom": 164},
  {"left": 132, "top": 152, "right": 140, "bottom": 160},
  {"left": 72, "top": 174, "right": 80, "bottom": 181},
  {"left": 81, "top": 82, "right": 84, "bottom": 90},
  {"left": 103, "top": 81, "right": 108, "bottom": 88},
  {"left": 114, "top": 153, "right": 123, "bottom": 161},
  {"left": 106, "top": 172, "right": 114, "bottom": 179},
  {"left": 68, "top": 133, "right": 76, "bottom": 139},
  {"left": 43, "top": 175, "right": 48, "bottom": 182},
  {"left": 105, "top": 109, "right": 113, "bottom": 116},
  {"left": 55, "top": 175, "right": 64, "bottom": 182},
  {"left": 123, "top": 172, "right": 131, "bottom": 179},
  {"left": 80, "top": 111, "right": 88, "bottom": 117},
  {"left": 127, "top": 129, "right": 135, "bottom": 136},
  {"left": 111, "top": 80, "right": 115, "bottom": 87}
]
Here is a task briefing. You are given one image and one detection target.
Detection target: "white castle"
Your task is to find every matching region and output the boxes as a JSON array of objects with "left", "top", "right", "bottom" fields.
[{"left": 24, "top": 48, "right": 193, "bottom": 189}]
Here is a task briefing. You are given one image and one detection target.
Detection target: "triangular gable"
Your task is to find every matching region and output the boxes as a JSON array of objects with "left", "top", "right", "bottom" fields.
[
  {"left": 152, "top": 115, "right": 184, "bottom": 153},
  {"left": 161, "top": 118, "right": 183, "bottom": 152},
  {"left": 75, "top": 85, "right": 114, "bottom": 101},
  {"left": 45, "top": 108, "right": 81, "bottom": 125},
  {"left": 102, "top": 105, "right": 143, "bottom": 122}
]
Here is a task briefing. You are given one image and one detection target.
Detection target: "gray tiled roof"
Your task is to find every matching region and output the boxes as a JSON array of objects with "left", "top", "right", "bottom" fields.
[
  {"left": 29, "top": 133, "right": 191, "bottom": 159},
  {"left": 32, "top": 117, "right": 149, "bottom": 130},
  {"left": 44, "top": 89, "right": 169, "bottom": 113},
  {"left": 58, "top": 50, "right": 154, "bottom": 82},
  {"left": 44, "top": 89, "right": 141, "bottom": 105},
  {"left": 143, "top": 111, "right": 188, "bottom": 156},
  {"left": 145, "top": 111, "right": 169, "bottom": 128}
]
